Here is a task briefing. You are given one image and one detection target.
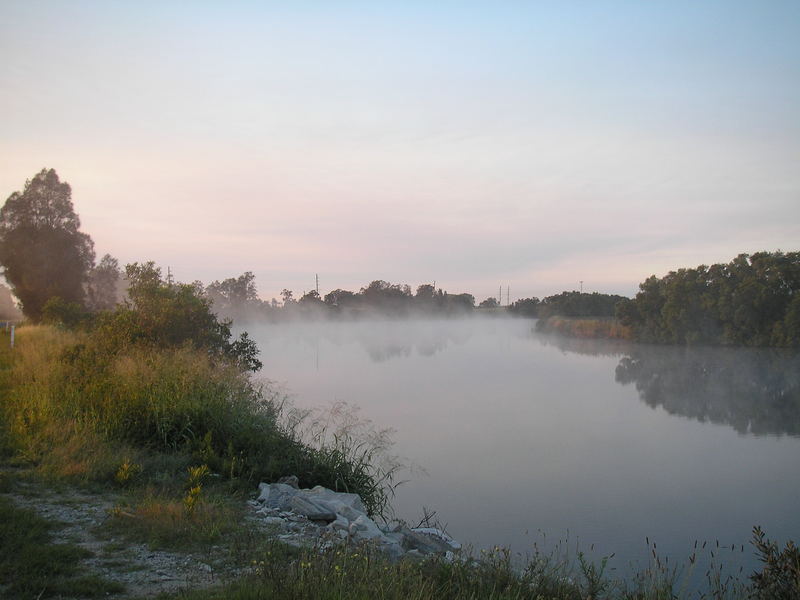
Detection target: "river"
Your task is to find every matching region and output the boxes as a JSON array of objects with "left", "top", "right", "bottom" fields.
[{"left": 248, "top": 316, "right": 800, "bottom": 583}]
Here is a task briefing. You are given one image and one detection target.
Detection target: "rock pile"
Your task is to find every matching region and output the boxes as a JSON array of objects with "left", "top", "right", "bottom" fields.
[{"left": 250, "top": 478, "right": 460, "bottom": 561}]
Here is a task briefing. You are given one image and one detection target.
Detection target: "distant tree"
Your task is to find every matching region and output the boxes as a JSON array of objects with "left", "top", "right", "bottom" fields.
[
  {"left": 444, "top": 293, "right": 475, "bottom": 312},
  {"left": 361, "top": 280, "right": 413, "bottom": 314},
  {"left": 324, "top": 288, "right": 359, "bottom": 307},
  {"left": 415, "top": 284, "right": 436, "bottom": 301},
  {"left": 280, "top": 289, "right": 295, "bottom": 306},
  {"left": 206, "top": 271, "right": 259, "bottom": 319},
  {"left": 479, "top": 297, "right": 499, "bottom": 308},
  {"left": 537, "top": 291, "right": 626, "bottom": 319},
  {"left": 87, "top": 253, "right": 121, "bottom": 311},
  {"left": 298, "top": 290, "right": 324, "bottom": 305},
  {"left": 0, "top": 169, "right": 95, "bottom": 321},
  {"left": 508, "top": 297, "right": 540, "bottom": 317}
]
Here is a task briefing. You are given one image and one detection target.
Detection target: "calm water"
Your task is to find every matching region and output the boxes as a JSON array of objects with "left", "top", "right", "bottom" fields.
[{"left": 248, "top": 317, "right": 800, "bottom": 579}]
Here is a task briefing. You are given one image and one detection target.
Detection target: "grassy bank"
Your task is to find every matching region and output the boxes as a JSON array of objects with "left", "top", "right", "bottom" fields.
[{"left": 536, "top": 316, "right": 633, "bottom": 340}]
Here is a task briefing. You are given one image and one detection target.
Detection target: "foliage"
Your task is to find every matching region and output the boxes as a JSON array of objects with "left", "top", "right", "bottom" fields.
[
  {"left": 0, "top": 168, "right": 95, "bottom": 321},
  {"left": 750, "top": 526, "right": 800, "bottom": 599},
  {"left": 2, "top": 324, "right": 391, "bottom": 516},
  {"left": 617, "top": 251, "right": 800, "bottom": 347},
  {"left": 538, "top": 291, "right": 628, "bottom": 319},
  {"left": 206, "top": 271, "right": 263, "bottom": 322},
  {"left": 41, "top": 296, "right": 92, "bottom": 328},
  {"left": 508, "top": 296, "right": 540, "bottom": 316},
  {"left": 479, "top": 297, "right": 499, "bottom": 308},
  {"left": 86, "top": 253, "right": 121, "bottom": 311},
  {"left": 94, "top": 262, "right": 261, "bottom": 371}
]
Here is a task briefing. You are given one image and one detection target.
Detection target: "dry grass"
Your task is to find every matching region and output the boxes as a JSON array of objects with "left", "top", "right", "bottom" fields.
[{"left": 538, "top": 316, "right": 633, "bottom": 340}]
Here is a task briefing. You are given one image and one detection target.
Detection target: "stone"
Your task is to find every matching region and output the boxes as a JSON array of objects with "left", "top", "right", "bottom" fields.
[
  {"left": 411, "top": 527, "right": 461, "bottom": 550},
  {"left": 348, "top": 515, "right": 387, "bottom": 542},
  {"left": 257, "top": 482, "right": 299, "bottom": 507},
  {"left": 326, "top": 515, "right": 350, "bottom": 532},
  {"left": 288, "top": 496, "right": 337, "bottom": 523},
  {"left": 306, "top": 485, "right": 367, "bottom": 514},
  {"left": 398, "top": 526, "right": 453, "bottom": 554}
]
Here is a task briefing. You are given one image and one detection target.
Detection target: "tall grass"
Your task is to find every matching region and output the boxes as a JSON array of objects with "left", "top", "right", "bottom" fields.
[
  {"left": 0, "top": 325, "right": 392, "bottom": 514},
  {"left": 537, "top": 316, "right": 633, "bottom": 340}
]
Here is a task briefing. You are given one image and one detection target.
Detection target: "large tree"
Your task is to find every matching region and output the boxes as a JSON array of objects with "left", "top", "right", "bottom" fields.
[{"left": 0, "top": 169, "right": 95, "bottom": 320}]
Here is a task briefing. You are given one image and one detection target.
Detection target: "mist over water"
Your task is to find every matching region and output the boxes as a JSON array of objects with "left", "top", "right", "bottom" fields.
[{"left": 247, "top": 317, "right": 800, "bottom": 578}]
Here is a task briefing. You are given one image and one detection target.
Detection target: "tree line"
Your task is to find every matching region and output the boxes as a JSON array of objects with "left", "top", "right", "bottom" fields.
[
  {"left": 507, "top": 291, "right": 627, "bottom": 319},
  {"left": 3, "top": 169, "right": 797, "bottom": 347},
  {"left": 616, "top": 252, "right": 800, "bottom": 347}
]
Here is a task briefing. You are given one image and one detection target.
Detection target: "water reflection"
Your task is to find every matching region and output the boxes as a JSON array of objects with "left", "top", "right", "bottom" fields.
[{"left": 615, "top": 346, "right": 800, "bottom": 437}]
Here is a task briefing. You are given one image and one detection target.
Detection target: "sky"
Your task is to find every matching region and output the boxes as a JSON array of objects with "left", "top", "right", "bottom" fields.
[{"left": 1, "top": 1, "right": 798, "bottom": 302}]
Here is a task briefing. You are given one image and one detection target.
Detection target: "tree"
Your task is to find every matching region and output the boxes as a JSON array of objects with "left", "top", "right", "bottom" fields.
[
  {"left": 87, "top": 253, "right": 121, "bottom": 311},
  {"left": 206, "top": 271, "right": 259, "bottom": 320},
  {"left": 0, "top": 169, "right": 95, "bottom": 321},
  {"left": 479, "top": 297, "right": 499, "bottom": 308}
]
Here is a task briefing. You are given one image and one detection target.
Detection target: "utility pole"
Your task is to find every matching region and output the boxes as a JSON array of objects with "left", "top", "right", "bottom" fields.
[
  {"left": 507, "top": 285, "right": 510, "bottom": 306},
  {"left": 499, "top": 285, "right": 502, "bottom": 306},
  {"left": 315, "top": 274, "right": 319, "bottom": 295},
  {"left": 580, "top": 280, "right": 583, "bottom": 294}
]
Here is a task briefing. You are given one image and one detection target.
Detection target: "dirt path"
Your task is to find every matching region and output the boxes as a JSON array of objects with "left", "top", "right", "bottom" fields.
[{"left": 5, "top": 480, "right": 225, "bottom": 598}]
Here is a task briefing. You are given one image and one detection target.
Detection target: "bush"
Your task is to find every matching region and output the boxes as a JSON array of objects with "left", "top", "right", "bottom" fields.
[{"left": 93, "top": 262, "right": 261, "bottom": 371}]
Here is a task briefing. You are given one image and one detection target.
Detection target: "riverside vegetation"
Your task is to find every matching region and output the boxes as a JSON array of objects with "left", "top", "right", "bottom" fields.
[{"left": 0, "top": 267, "right": 798, "bottom": 599}]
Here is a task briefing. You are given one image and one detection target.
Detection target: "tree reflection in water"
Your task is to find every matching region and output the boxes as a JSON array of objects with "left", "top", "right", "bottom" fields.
[{"left": 615, "top": 346, "right": 800, "bottom": 437}]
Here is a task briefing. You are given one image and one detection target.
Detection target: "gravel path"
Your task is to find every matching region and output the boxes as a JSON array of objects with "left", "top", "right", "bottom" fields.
[{"left": 5, "top": 480, "right": 226, "bottom": 598}]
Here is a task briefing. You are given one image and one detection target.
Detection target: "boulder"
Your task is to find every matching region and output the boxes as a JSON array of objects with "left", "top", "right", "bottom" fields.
[{"left": 288, "top": 495, "right": 337, "bottom": 523}]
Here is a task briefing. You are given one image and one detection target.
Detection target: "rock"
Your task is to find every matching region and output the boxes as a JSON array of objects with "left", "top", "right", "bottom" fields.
[
  {"left": 326, "top": 515, "right": 350, "bottom": 533},
  {"left": 411, "top": 527, "right": 461, "bottom": 551},
  {"left": 306, "top": 485, "right": 366, "bottom": 514},
  {"left": 288, "top": 496, "right": 337, "bottom": 523},
  {"left": 257, "top": 482, "right": 299, "bottom": 507},
  {"left": 348, "top": 515, "right": 387, "bottom": 542},
  {"left": 398, "top": 526, "right": 453, "bottom": 554},
  {"left": 252, "top": 480, "right": 463, "bottom": 562}
]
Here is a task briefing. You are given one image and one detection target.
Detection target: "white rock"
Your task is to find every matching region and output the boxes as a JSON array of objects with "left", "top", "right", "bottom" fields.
[
  {"left": 307, "top": 486, "right": 367, "bottom": 514},
  {"left": 348, "top": 515, "right": 386, "bottom": 541},
  {"left": 411, "top": 527, "right": 461, "bottom": 550}
]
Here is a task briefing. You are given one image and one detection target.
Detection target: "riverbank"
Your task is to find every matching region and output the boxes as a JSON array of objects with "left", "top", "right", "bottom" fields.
[{"left": 535, "top": 315, "right": 633, "bottom": 340}]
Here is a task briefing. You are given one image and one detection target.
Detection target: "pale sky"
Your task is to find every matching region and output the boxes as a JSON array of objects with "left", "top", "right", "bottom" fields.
[{"left": 2, "top": 1, "right": 798, "bottom": 302}]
